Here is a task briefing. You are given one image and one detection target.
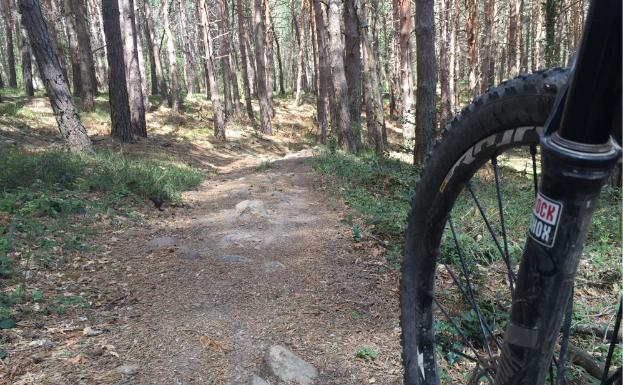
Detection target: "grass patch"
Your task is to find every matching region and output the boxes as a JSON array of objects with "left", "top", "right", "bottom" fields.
[
  {"left": 313, "top": 148, "right": 418, "bottom": 239},
  {"left": 255, "top": 160, "right": 274, "bottom": 172},
  {"left": 314, "top": 145, "right": 621, "bottom": 382},
  {"left": 0, "top": 149, "right": 204, "bottom": 324}
]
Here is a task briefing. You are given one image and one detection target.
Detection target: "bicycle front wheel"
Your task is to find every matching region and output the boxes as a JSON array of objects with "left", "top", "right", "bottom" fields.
[{"left": 401, "top": 69, "right": 569, "bottom": 384}]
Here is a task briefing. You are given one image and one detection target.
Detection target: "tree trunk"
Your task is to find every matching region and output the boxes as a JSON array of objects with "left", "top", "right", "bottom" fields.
[
  {"left": 251, "top": 0, "right": 272, "bottom": 133},
  {"left": 263, "top": 0, "right": 274, "bottom": 115},
  {"left": 19, "top": 21, "right": 34, "bottom": 97},
  {"left": 162, "top": 0, "right": 180, "bottom": 111},
  {"left": 68, "top": 0, "right": 95, "bottom": 110},
  {"left": 439, "top": 0, "right": 451, "bottom": 123},
  {"left": 199, "top": 0, "right": 226, "bottom": 141},
  {"left": 133, "top": 0, "right": 149, "bottom": 110},
  {"left": 142, "top": 0, "right": 167, "bottom": 99},
  {"left": 294, "top": 0, "right": 306, "bottom": 105},
  {"left": 465, "top": 0, "right": 478, "bottom": 97},
  {"left": 271, "top": 12, "right": 285, "bottom": 96},
  {"left": 216, "top": 0, "right": 233, "bottom": 117},
  {"left": 544, "top": 0, "right": 560, "bottom": 67},
  {"left": 228, "top": 7, "right": 242, "bottom": 116},
  {"left": 361, "top": 0, "right": 384, "bottom": 156},
  {"left": 520, "top": 0, "right": 529, "bottom": 72},
  {"left": 531, "top": 0, "right": 542, "bottom": 71},
  {"left": 398, "top": 0, "right": 413, "bottom": 144},
  {"left": 177, "top": 0, "right": 193, "bottom": 94},
  {"left": 41, "top": 0, "right": 69, "bottom": 85},
  {"left": 237, "top": 0, "right": 255, "bottom": 126},
  {"left": 18, "top": 0, "right": 92, "bottom": 153},
  {"left": 414, "top": 0, "right": 436, "bottom": 164},
  {"left": 312, "top": 0, "right": 329, "bottom": 144},
  {"left": 2, "top": 0, "right": 17, "bottom": 88},
  {"left": 87, "top": 0, "right": 106, "bottom": 90},
  {"left": 119, "top": 0, "right": 146, "bottom": 136},
  {"left": 102, "top": 0, "right": 133, "bottom": 142},
  {"left": 327, "top": 0, "right": 356, "bottom": 152},
  {"left": 63, "top": 0, "right": 82, "bottom": 97},
  {"left": 343, "top": 0, "right": 361, "bottom": 132},
  {"left": 480, "top": 0, "right": 496, "bottom": 92}
]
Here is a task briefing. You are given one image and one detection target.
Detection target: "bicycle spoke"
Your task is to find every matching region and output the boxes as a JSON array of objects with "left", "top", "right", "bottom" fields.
[
  {"left": 491, "top": 156, "right": 515, "bottom": 294},
  {"left": 466, "top": 182, "right": 517, "bottom": 288},
  {"left": 448, "top": 216, "right": 494, "bottom": 359},
  {"left": 530, "top": 144, "right": 539, "bottom": 196},
  {"left": 442, "top": 263, "right": 503, "bottom": 350},
  {"left": 602, "top": 299, "right": 622, "bottom": 384},
  {"left": 556, "top": 291, "right": 573, "bottom": 385},
  {"left": 433, "top": 298, "right": 486, "bottom": 365}
]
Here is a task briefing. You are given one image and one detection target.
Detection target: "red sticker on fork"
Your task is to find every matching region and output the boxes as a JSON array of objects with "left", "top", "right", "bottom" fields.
[{"left": 528, "top": 192, "right": 563, "bottom": 248}]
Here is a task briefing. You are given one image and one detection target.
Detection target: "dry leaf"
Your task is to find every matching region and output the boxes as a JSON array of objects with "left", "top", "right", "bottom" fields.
[{"left": 199, "top": 335, "right": 224, "bottom": 353}]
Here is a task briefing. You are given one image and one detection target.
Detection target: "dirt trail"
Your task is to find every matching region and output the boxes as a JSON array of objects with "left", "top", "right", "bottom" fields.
[{"left": 30, "top": 148, "right": 403, "bottom": 385}]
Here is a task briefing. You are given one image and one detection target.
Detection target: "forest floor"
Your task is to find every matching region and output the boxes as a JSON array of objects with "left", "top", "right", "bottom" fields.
[
  {"left": 0, "top": 93, "right": 404, "bottom": 385},
  {"left": 1, "top": 91, "right": 620, "bottom": 385}
]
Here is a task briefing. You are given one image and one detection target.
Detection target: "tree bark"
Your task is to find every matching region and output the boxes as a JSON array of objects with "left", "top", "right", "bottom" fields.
[
  {"left": 272, "top": 18, "right": 285, "bottom": 96},
  {"left": 19, "top": 21, "right": 34, "bottom": 97},
  {"left": 263, "top": 0, "right": 274, "bottom": 115},
  {"left": 87, "top": 0, "right": 106, "bottom": 90},
  {"left": 465, "top": 0, "right": 478, "bottom": 97},
  {"left": 63, "top": 0, "right": 83, "bottom": 97},
  {"left": 531, "top": 0, "right": 542, "bottom": 71},
  {"left": 18, "top": 0, "right": 93, "bottom": 153},
  {"left": 102, "top": 0, "right": 133, "bottom": 143},
  {"left": 133, "top": 0, "right": 149, "bottom": 110},
  {"left": 414, "top": 0, "right": 436, "bottom": 165},
  {"left": 198, "top": 0, "right": 226, "bottom": 141},
  {"left": 343, "top": 0, "right": 361, "bottom": 132},
  {"left": 142, "top": 0, "right": 167, "bottom": 98},
  {"left": 41, "top": 0, "right": 69, "bottom": 85},
  {"left": 237, "top": 0, "right": 255, "bottom": 126},
  {"left": 480, "top": 0, "right": 496, "bottom": 92},
  {"left": 312, "top": 0, "right": 329, "bottom": 144},
  {"left": 215, "top": 0, "right": 233, "bottom": 117},
  {"left": 119, "top": 0, "right": 146, "bottom": 136},
  {"left": 1, "top": 0, "right": 17, "bottom": 88},
  {"left": 227, "top": 0, "right": 241, "bottom": 115},
  {"left": 68, "top": 0, "right": 96, "bottom": 110},
  {"left": 439, "top": 0, "right": 451, "bottom": 123},
  {"left": 177, "top": 0, "right": 194, "bottom": 94},
  {"left": 361, "top": 0, "right": 384, "bottom": 156},
  {"left": 398, "top": 0, "right": 413, "bottom": 144},
  {"left": 544, "top": 0, "right": 560, "bottom": 67},
  {"left": 252, "top": 0, "right": 272, "bottom": 133},
  {"left": 294, "top": 0, "right": 306, "bottom": 105},
  {"left": 327, "top": 0, "right": 356, "bottom": 152},
  {"left": 163, "top": 0, "right": 180, "bottom": 111}
]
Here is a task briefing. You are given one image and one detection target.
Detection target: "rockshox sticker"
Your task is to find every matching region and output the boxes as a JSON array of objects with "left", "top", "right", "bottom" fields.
[{"left": 528, "top": 192, "right": 563, "bottom": 247}]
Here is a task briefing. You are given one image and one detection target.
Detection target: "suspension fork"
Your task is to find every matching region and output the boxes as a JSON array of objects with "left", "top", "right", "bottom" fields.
[{"left": 494, "top": 0, "right": 622, "bottom": 384}]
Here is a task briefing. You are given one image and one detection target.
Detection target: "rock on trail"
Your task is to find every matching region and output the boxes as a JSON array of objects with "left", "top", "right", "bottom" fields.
[{"left": 264, "top": 345, "right": 318, "bottom": 385}]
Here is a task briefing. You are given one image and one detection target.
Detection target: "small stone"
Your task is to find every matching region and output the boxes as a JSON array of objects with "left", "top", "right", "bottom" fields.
[
  {"left": 262, "top": 261, "right": 285, "bottom": 273},
  {"left": 82, "top": 326, "right": 104, "bottom": 337},
  {"left": 115, "top": 363, "right": 140, "bottom": 376},
  {"left": 180, "top": 246, "right": 201, "bottom": 260},
  {"left": 147, "top": 237, "right": 177, "bottom": 248},
  {"left": 249, "top": 375, "right": 270, "bottom": 385},
  {"left": 28, "top": 339, "right": 54, "bottom": 350},
  {"left": 265, "top": 345, "right": 318, "bottom": 385},
  {"left": 216, "top": 255, "right": 251, "bottom": 263},
  {"left": 235, "top": 200, "right": 269, "bottom": 218}
]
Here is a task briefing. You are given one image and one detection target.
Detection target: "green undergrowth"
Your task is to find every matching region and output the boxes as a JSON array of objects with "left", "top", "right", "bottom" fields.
[
  {"left": 315, "top": 146, "right": 621, "bottom": 382},
  {"left": 0, "top": 149, "right": 204, "bottom": 325},
  {"left": 313, "top": 147, "right": 418, "bottom": 240}
]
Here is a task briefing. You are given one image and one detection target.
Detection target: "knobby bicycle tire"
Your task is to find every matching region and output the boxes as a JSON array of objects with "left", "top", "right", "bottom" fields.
[{"left": 401, "top": 68, "right": 570, "bottom": 385}]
